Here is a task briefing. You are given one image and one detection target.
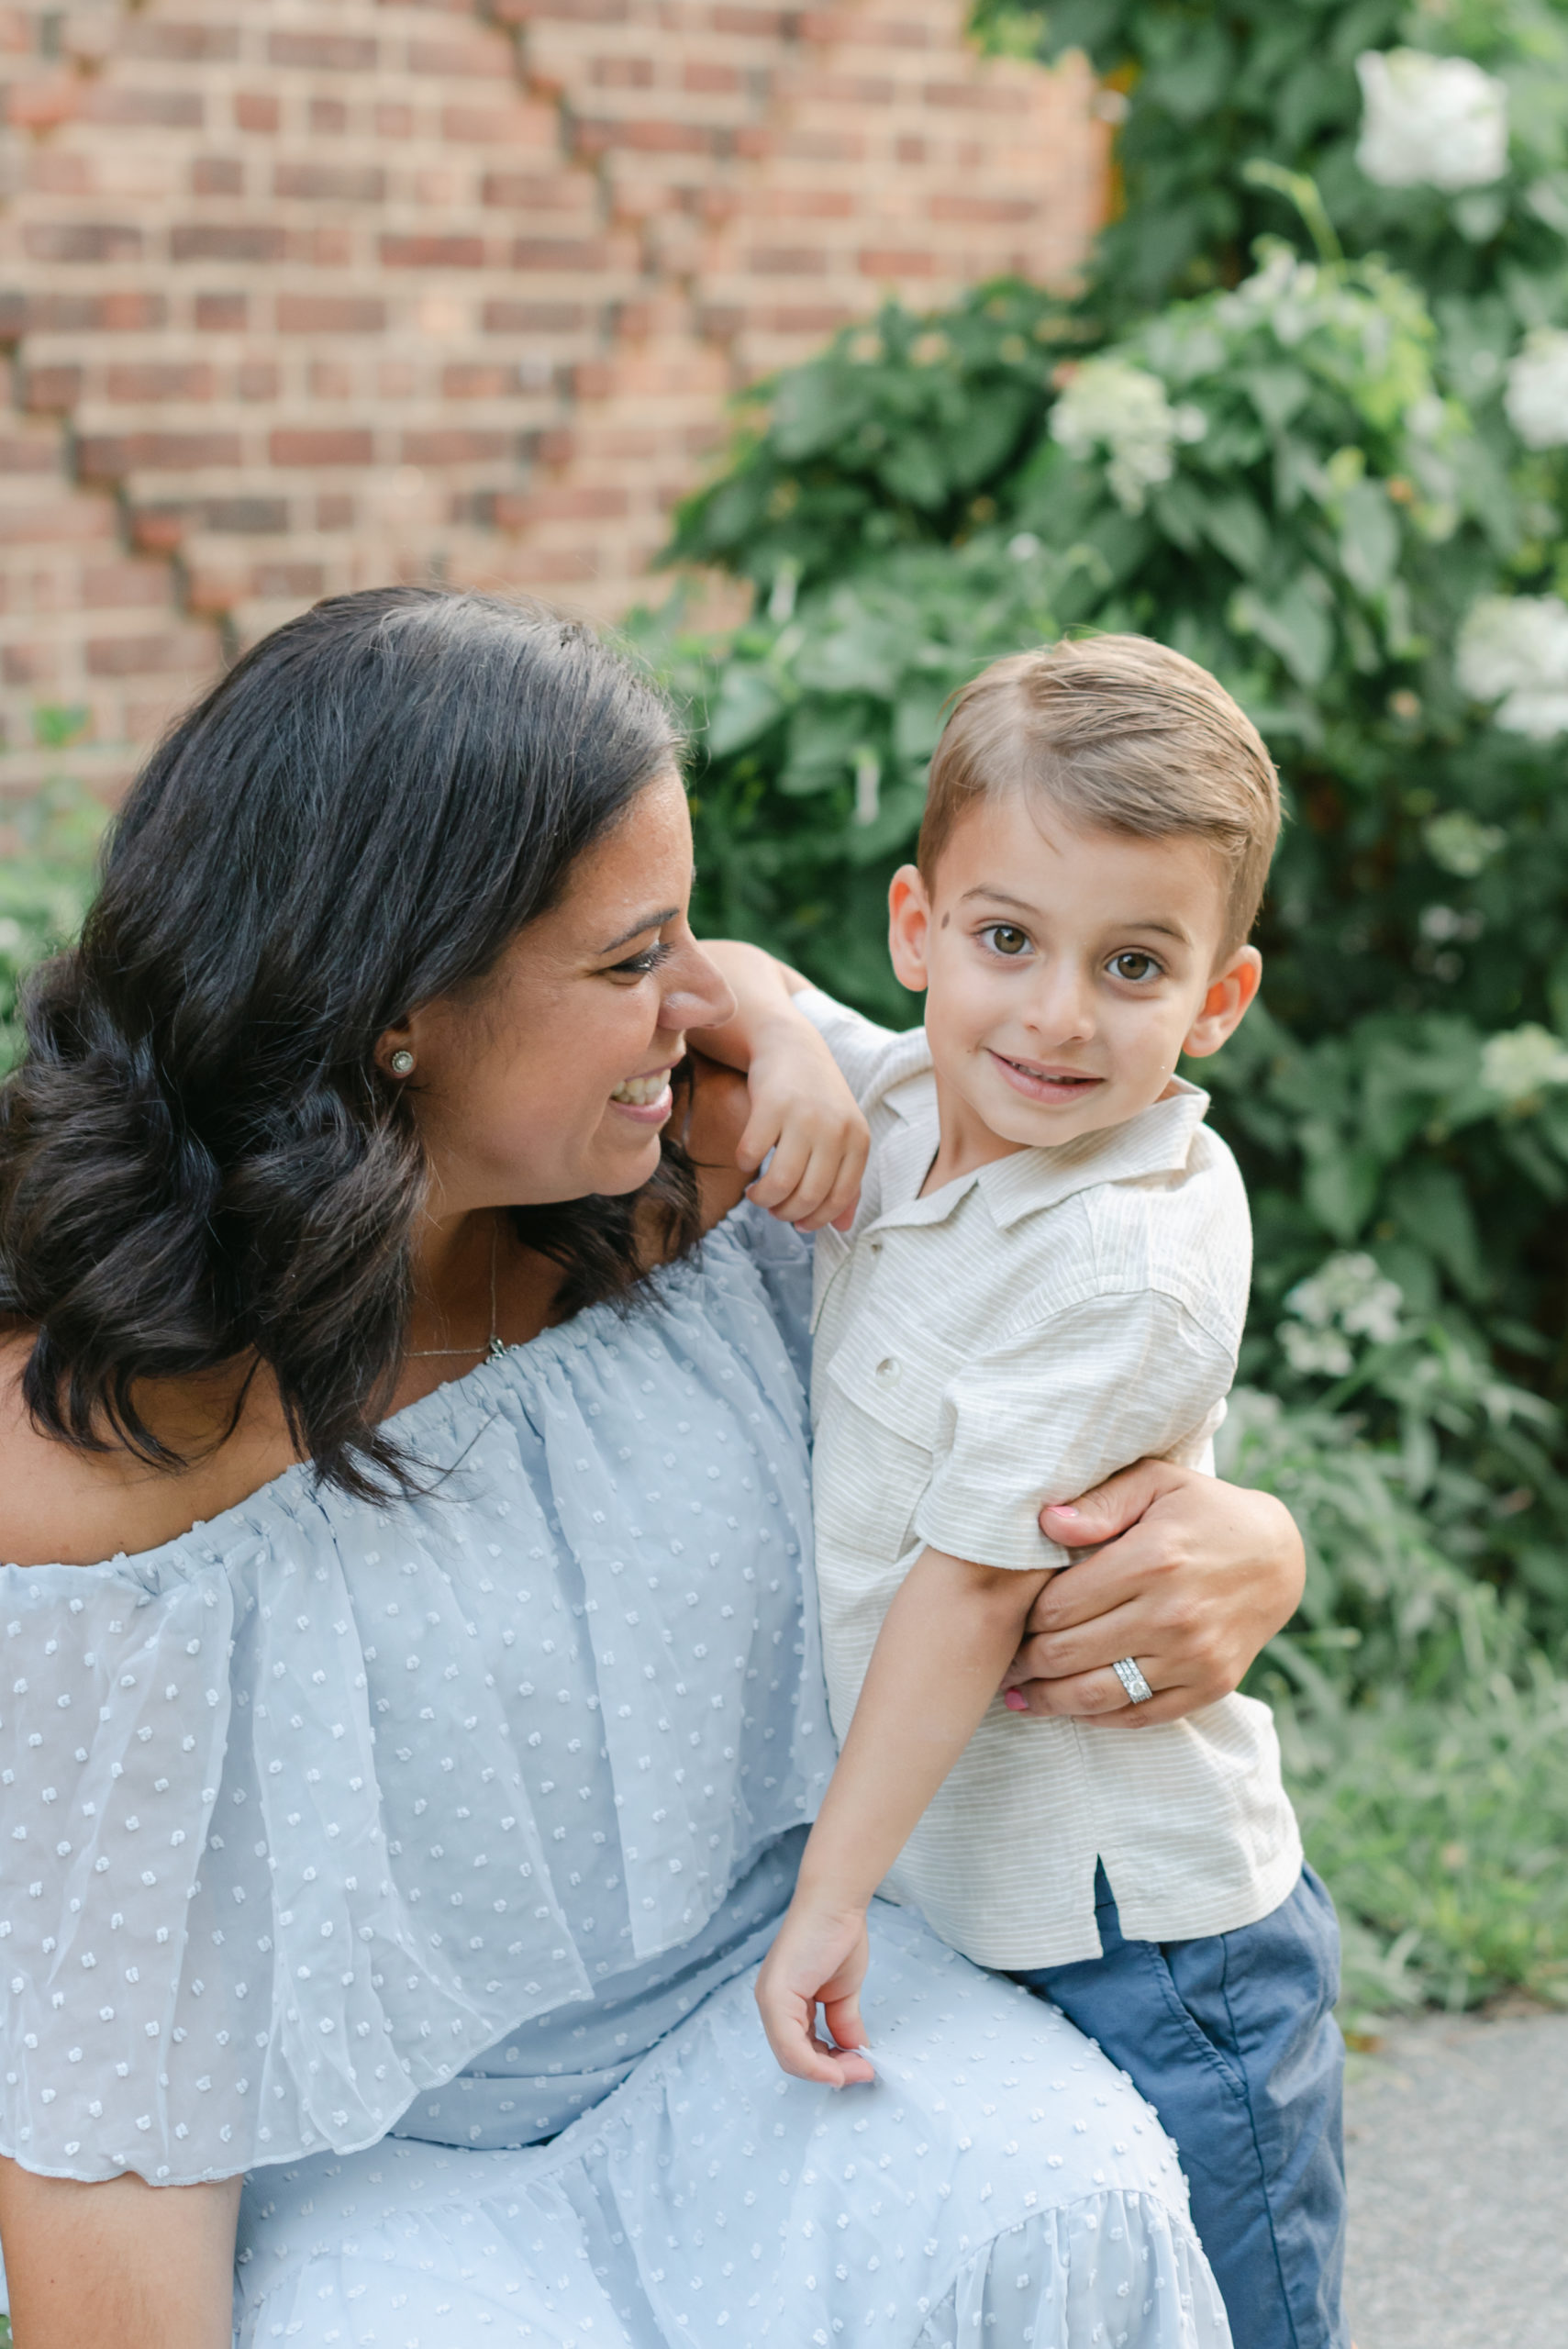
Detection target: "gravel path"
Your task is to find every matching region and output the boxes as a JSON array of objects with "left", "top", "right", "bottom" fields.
[{"left": 1344, "top": 2006, "right": 1568, "bottom": 2347}]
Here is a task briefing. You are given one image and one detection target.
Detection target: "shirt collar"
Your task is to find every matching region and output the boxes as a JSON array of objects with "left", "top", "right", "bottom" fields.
[{"left": 868, "top": 1055, "right": 1211, "bottom": 1234}]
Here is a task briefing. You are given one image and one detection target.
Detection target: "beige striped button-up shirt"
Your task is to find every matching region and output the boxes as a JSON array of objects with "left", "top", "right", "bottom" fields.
[{"left": 799, "top": 987, "right": 1302, "bottom": 1969}]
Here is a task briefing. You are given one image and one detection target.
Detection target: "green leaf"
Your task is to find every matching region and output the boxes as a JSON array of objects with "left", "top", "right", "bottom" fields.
[
  {"left": 771, "top": 362, "right": 871, "bottom": 462},
  {"left": 1201, "top": 489, "right": 1271, "bottom": 575},
  {"left": 781, "top": 698, "right": 877, "bottom": 795},
  {"left": 1337, "top": 478, "right": 1400, "bottom": 596},
  {"left": 1240, "top": 363, "right": 1311, "bottom": 431},
  {"left": 793, "top": 618, "right": 904, "bottom": 700},
  {"left": 705, "top": 664, "right": 787, "bottom": 758},
  {"left": 945, "top": 384, "right": 1037, "bottom": 490},
  {"left": 1385, "top": 1163, "right": 1488, "bottom": 1301},
  {"left": 1230, "top": 573, "right": 1335, "bottom": 687},
  {"left": 1303, "top": 1135, "right": 1381, "bottom": 1241},
  {"left": 878, "top": 432, "right": 951, "bottom": 510},
  {"left": 1149, "top": 475, "right": 1208, "bottom": 551},
  {"left": 892, "top": 678, "right": 954, "bottom": 766}
]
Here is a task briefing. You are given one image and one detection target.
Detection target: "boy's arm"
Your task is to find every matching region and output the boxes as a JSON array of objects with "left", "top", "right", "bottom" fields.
[
  {"left": 689, "top": 939, "right": 815, "bottom": 1070},
  {"left": 689, "top": 941, "right": 869, "bottom": 1231},
  {"left": 753, "top": 1544, "right": 1051, "bottom": 2087}
]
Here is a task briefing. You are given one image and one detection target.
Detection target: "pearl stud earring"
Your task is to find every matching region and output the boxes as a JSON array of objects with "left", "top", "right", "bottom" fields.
[{"left": 390, "top": 1049, "right": 415, "bottom": 1076}]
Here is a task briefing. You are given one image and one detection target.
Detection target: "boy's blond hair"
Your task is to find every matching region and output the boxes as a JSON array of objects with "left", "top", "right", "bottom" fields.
[{"left": 918, "top": 635, "right": 1282, "bottom": 957}]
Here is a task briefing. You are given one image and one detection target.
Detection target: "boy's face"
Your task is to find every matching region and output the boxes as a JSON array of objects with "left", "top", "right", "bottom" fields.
[{"left": 888, "top": 787, "right": 1262, "bottom": 1168}]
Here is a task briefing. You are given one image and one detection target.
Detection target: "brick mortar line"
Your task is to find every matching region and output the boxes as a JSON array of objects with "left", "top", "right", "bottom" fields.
[{"left": 0, "top": 3, "right": 230, "bottom": 731}]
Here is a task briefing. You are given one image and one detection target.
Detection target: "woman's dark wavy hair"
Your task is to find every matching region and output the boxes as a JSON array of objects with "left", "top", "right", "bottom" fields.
[{"left": 0, "top": 585, "right": 701, "bottom": 1497}]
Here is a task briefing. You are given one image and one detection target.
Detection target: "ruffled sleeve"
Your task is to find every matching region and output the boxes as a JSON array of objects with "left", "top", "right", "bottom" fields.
[
  {"left": 2, "top": 1563, "right": 235, "bottom": 2177},
  {"left": 1, "top": 1206, "right": 832, "bottom": 2187},
  {"left": 0, "top": 1541, "right": 593, "bottom": 2185}
]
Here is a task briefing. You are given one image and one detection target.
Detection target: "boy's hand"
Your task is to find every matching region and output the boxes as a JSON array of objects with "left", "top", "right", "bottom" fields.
[
  {"left": 754, "top": 1897, "right": 875, "bottom": 2087},
  {"left": 739, "top": 1021, "right": 869, "bottom": 1232}
]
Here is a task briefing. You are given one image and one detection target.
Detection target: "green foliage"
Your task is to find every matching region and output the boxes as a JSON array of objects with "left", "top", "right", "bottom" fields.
[
  {"left": 650, "top": 1, "right": 1568, "bottom": 1998},
  {"left": 0, "top": 774, "right": 106, "bottom": 1073},
  {"left": 973, "top": 0, "right": 1568, "bottom": 323},
  {"left": 1284, "top": 1668, "right": 1568, "bottom": 2009}
]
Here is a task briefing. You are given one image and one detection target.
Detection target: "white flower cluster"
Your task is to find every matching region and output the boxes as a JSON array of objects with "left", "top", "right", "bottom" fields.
[
  {"left": 1280, "top": 1251, "right": 1405, "bottom": 1378},
  {"left": 1456, "top": 595, "right": 1568, "bottom": 739},
  {"left": 1480, "top": 1024, "right": 1568, "bottom": 1106},
  {"left": 1422, "top": 810, "right": 1506, "bottom": 878},
  {"left": 1355, "top": 50, "right": 1509, "bottom": 192},
  {"left": 1049, "top": 358, "right": 1206, "bottom": 515},
  {"left": 1503, "top": 328, "right": 1568, "bottom": 451}
]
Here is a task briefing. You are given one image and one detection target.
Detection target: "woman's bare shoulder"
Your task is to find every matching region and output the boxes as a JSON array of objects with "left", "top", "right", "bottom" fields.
[
  {"left": 0, "top": 1331, "right": 296, "bottom": 1570},
  {"left": 0, "top": 1336, "right": 131, "bottom": 1567}
]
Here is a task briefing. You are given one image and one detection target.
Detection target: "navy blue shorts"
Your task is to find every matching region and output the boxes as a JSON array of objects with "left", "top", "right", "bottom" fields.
[{"left": 1010, "top": 1863, "right": 1348, "bottom": 2349}]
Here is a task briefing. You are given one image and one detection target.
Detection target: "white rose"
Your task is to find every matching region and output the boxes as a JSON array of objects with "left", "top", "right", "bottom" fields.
[
  {"left": 1279, "top": 1322, "right": 1354, "bottom": 1379},
  {"left": 1285, "top": 1252, "right": 1405, "bottom": 1353},
  {"left": 1050, "top": 357, "right": 1206, "bottom": 516},
  {"left": 1355, "top": 50, "right": 1508, "bottom": 192},
  {"left": 1480, "top": 1025, "right": 1568, "bottom": 1105},
  {"left": 1503, "top": 328, "right": 1568, "bottom": 451},
  {"left": 1422, "top": 811, "right": 1506, "bottom": 878},
  {"left": 1456, "top": 596, "right": 1568, "bottom": 739}
]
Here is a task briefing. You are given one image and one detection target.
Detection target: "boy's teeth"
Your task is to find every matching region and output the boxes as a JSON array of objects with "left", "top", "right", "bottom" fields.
[{"left": 612, "top": 1073, "right": 667, "bottom": 1106}]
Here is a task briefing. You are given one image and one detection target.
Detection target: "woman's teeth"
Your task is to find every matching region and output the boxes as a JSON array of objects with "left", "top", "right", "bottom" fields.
[{"left": 611, "top": 1073, "right": 669, "bottom": 1106}]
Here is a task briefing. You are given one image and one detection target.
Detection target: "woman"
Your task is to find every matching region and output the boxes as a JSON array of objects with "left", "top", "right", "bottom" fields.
[{"left": 0, "top": 590, "right": 1305, "bottom": 2348}]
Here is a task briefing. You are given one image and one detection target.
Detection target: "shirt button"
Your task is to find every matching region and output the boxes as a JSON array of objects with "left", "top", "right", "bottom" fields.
[{"left": 874, "top": 1356, "right": 900, "bottom": 1383}]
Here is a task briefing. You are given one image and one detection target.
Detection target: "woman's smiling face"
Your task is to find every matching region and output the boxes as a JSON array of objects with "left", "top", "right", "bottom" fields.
[{"left": 387, "top": 769, "right": 735, "bottom": 1215}]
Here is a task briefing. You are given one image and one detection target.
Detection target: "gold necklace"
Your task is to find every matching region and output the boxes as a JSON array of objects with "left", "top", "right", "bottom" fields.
[{"left": 407, "top": 1215, "right": 506, "bottom": 1363}]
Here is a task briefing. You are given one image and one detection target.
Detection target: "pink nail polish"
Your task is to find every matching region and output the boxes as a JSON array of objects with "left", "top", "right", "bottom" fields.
[
  {"left": 1004, "top": 1689, "right": 1028, "bottom": 1711},
  {"left": 1046, "top": 1503, "right": 1080, "bottom": 1520}
]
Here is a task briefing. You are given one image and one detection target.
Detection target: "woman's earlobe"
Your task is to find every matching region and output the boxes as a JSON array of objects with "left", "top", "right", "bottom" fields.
[{"left": 375, "top": 1016, "right": 419, "bottom": 1078}]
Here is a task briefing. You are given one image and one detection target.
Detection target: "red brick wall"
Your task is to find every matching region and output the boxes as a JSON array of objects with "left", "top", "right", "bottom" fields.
[{"left": 0, "top": 0, "right": 1104, "bottom": 796}]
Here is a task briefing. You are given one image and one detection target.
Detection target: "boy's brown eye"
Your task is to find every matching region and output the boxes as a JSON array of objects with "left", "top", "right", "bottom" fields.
[
  {"left": 985, "top": 925, "right": 1029, "bottom": 957},
  {"left": 1111, "top": 952, "right": 1160, "bottom": 983}
]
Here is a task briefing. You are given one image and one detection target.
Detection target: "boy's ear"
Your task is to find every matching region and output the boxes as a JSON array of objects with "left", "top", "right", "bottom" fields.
[
  {"left": 1182, "top": 944, "right": 1262, "bottom": 1060},
  {"left": 887, "top": 864, "right": 933, "bottom": 993}
]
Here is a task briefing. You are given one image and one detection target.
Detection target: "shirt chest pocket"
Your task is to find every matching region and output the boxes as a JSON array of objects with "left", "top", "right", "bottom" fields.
[
  {"left": 815, "top": 1305, "right": 967, "bottom": 1567},
  {"left": 823, "top": 1302, "right": 965, "bottom": 1453}
]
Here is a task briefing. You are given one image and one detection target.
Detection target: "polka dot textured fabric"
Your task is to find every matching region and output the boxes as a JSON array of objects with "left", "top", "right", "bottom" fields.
[
  {"left": 1, "top": 1202, "right": 1230, "bottom": 2347},
  {"left": 237, "top": 1906, "right": 1229, "bottom": 2349},
  {"left": 0, "top": 1207, "right": 828, "bottom": 2186}
]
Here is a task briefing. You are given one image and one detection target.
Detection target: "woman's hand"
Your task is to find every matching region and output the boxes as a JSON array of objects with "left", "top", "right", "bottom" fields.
[
  {"left": 754, "top": 1897, "right": 876, "bottom": 2088},
  {"left": 1000, "top": 1459, "right": 1305, "bottom": 1726}
]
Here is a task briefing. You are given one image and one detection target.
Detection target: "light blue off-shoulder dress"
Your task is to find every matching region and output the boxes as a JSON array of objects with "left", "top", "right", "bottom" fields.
[{"left": 0, "top": 1205, "right": 1229, "bottom": 2348}]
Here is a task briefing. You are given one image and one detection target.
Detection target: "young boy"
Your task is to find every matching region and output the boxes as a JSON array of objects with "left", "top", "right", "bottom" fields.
[{"left": 700, "top": 636, "right": 1346, "bottom": 2349}]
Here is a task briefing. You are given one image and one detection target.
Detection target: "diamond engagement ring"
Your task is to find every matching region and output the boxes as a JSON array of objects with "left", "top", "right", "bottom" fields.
[{"left": 1111, "top": 1655, "right": 1154, "bottom": 1705}]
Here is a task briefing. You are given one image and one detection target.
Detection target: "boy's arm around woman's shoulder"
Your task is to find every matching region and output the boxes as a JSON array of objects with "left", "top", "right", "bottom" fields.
[{"left": 684, "top": 943, "right": 872, "bottom": 1233}]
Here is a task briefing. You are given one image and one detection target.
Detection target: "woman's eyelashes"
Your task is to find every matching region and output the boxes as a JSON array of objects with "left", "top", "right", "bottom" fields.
[{"left": 607, "top": 939, "right": 676, "bottom": 980}]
